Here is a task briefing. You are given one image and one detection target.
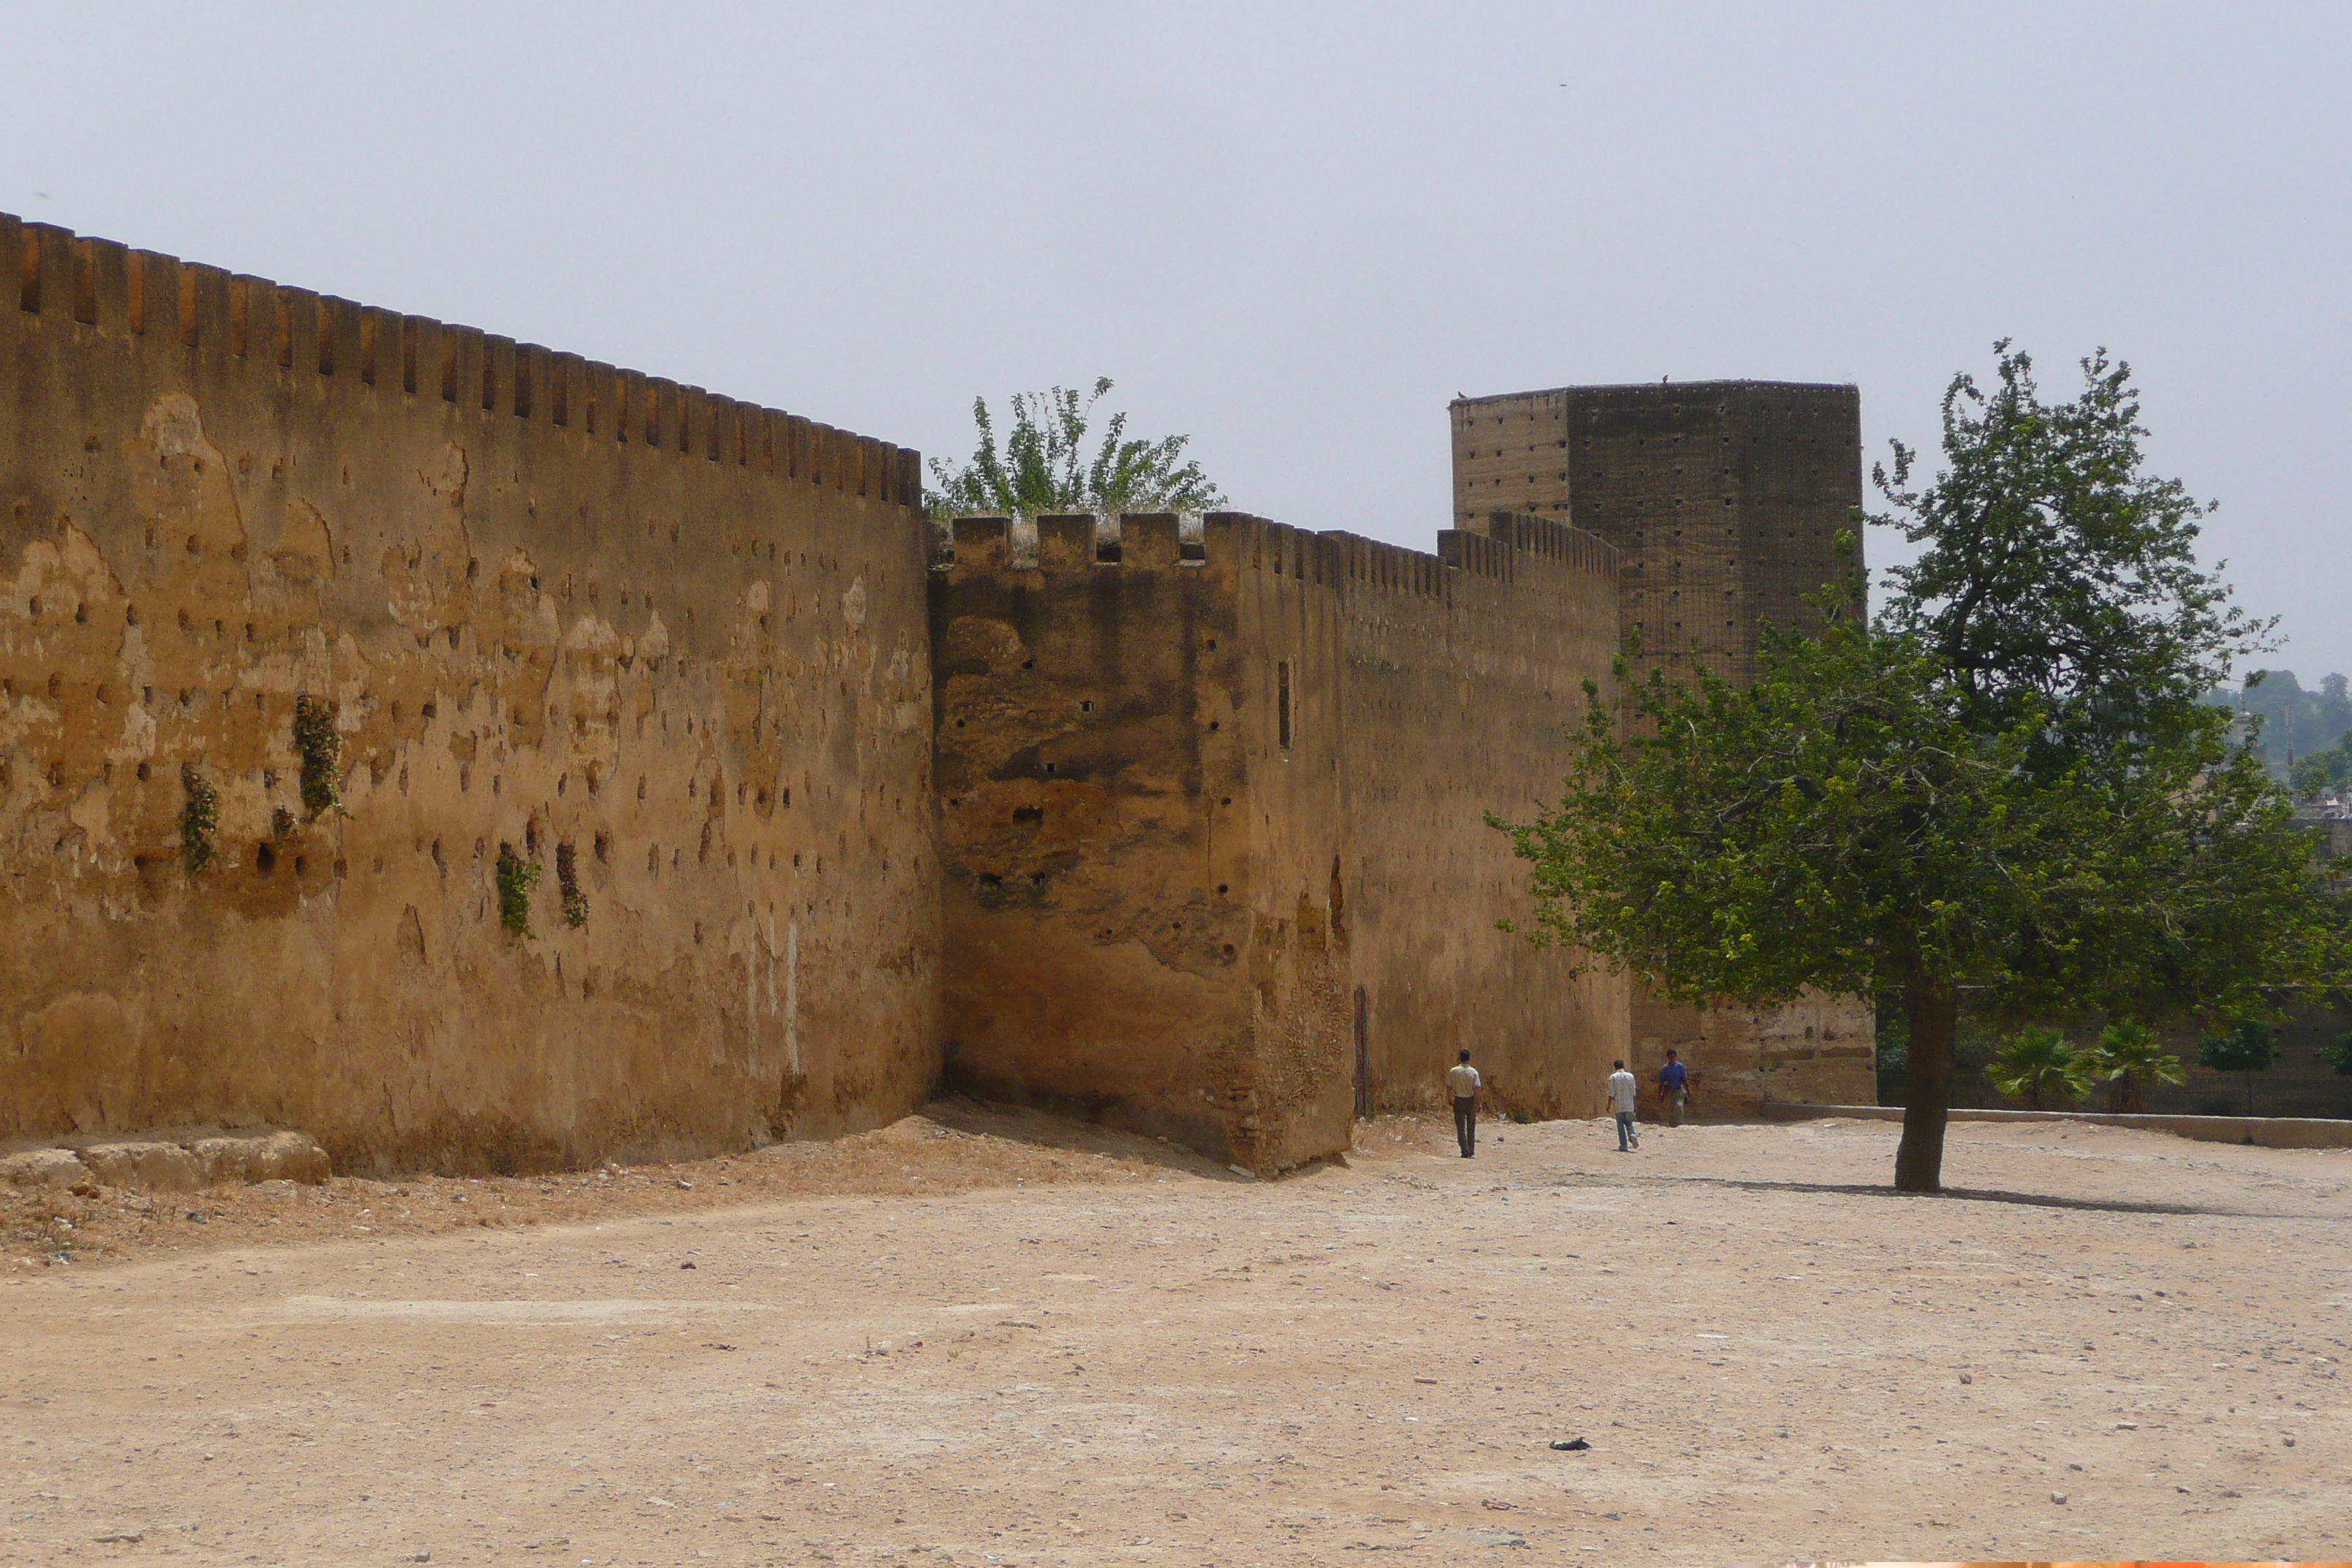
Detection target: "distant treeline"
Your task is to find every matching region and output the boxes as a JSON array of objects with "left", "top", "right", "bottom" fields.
[{"left": 2206, "top": 670, "right": 2352, "bottom": 795}]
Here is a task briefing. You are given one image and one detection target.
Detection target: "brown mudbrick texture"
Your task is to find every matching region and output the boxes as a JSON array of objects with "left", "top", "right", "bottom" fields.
[
  {"left": 0, "top": 214, "right": 938, "bottom": 1174},
  {"left": 4, "top": 212, "right": 1877, "bottom": 1178}
]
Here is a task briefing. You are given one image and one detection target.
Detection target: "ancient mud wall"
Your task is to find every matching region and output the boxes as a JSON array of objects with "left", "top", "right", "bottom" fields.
[
  {"left": 1629, "top": 990, "right": 1877, "bottom": 1119},
  {"left": 0, "top": 214, "right": 940, "bottom": 1172},
  {"left": 930, "top": 513, "right": 1352, "bottom": 1171},
  {"left": 1327, "top": 512, "right": 1628, "bottom": 1119},
  {"left": 933, "top": 508, "right": 1625, "bottom": 1167},
  {"left": 1228, "top": 518, "right": 1357, "bottom": 1169}
]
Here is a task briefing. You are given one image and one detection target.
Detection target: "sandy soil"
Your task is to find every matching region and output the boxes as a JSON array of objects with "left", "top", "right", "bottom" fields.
[{"left": 2, "top": 1106, "right": 2347, "bottom": 1565}]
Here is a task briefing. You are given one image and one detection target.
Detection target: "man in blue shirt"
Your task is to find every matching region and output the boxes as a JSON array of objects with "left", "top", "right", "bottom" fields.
[{"left": 1658, "top": 1049, "right": 1690, "bottom": 1127}]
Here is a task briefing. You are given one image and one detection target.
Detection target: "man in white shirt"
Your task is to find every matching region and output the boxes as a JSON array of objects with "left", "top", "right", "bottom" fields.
[
  {"left": 1607, "top": 1060, "right": 1640, "bottom": 1151},
  {"left": 1446, "top": 1049, "right": 1482, "bottom": 1158}
]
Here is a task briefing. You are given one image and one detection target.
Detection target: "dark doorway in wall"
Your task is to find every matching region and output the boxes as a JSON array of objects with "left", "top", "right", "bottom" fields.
[{"left": 1353, "top": 985, "right": 1370, "bottom": 1119}]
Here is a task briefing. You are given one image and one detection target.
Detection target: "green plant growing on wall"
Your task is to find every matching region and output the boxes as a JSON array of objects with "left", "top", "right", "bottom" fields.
[
  {"left": 293, "top": 694, "right": 342, "bottom": 818},
  {"left": 2081, "top": 1020, "right": 2185, "bottom": 1112},
  {"left": 1986, "top": 1025, "right": 2092, "bottom": 1110},
  {"left": 180, "top": 766, "right": 220, "bottom": 875},
  {"left": 2197, "top": 1017, "right": 2279, "bottom": 1114},
  {"left": 556, "top": 841, "right": 588, "bottom": 930},
  {"left": 924, "top": 377, "right": 1225, "bottom": 521},
  {"left": 495, "top": 843, "right": 540, "bottom": 938}
]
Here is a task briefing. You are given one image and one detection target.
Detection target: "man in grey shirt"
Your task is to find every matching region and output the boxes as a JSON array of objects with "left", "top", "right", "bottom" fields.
[
  {"left": 1607, "top": 1060, "right": 1640, "bottom": 1151},
  {"left": 1447, "top": 1049, "right": 1482, "bottom": 1158}
]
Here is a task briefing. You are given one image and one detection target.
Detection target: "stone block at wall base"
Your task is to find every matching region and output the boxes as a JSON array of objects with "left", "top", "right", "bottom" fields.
[
  {"left": 189, "top": 1131, "right": 333, "bottom": 1186},
  {"left": 7, "top": 1130, "right": 336, "bottom": 1192},
  {"left": 73, "top": 1142, "right": 205, "bottom": 1192},
  {"left": 0, "top": 1148, "right": 88, "bottom": 1191}
]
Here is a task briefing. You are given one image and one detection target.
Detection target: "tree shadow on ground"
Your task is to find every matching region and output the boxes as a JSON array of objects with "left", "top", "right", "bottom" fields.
[{"left": 1560, "top": 1171, "right": 2340, "bottom": 1222}]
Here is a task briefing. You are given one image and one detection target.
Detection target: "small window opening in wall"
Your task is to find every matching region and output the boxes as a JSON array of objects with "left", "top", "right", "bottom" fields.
[
  {"left": 1078, "top": 700, "right": 1093, "bottom": 714},
  {"left": 1011, "top": 805, "right": 1043, "bottom": 826},
  {"left": 255, "top": 842, "right": 276, "bottom": 875},
  {"left": 1277, "top": 661, "right": 1294, "bottom": 753}
]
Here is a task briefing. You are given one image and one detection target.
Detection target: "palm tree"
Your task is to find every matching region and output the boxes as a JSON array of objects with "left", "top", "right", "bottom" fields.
[
  {"left": 1986, "top": 1025, "right": 2092, "bottom": 1112},
  {"left": 2081, "top": 1021, "right": 2185, "bottom": 1113}
]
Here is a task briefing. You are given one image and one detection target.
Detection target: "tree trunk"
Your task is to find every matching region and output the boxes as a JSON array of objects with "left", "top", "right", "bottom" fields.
[{"left": 1896, "top": 972, "right": 1956, "bottom": 1193}]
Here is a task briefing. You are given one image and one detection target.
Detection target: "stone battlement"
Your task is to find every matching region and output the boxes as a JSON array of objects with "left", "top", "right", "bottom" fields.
[
  {"left": 7, "top": 214, "right": 919, "bottom": 508},
  {"left": 942, "top": 508, "right": 1617, "bottom": 598}
]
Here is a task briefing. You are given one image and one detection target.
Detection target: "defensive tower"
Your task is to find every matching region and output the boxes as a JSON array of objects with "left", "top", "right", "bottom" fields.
[
  {"left": 1451, "top": 380, "right": 1864, "bottom": 690},
  {"left": 1451, "top": 379, "right": 1877, "bottom": 1114}
]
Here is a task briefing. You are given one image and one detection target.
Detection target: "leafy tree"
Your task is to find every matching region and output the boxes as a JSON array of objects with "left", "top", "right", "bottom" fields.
[
  {"left": 2081, "top": 1020, "right": 2185, "bottom": 1113},
  {"left": 1986, "top": 1025, "right": 2091, "bottom": 1110},
  {"left": 2320, "top": 1031, "right": 2352, "bottom": 1077},
  {"left": 1498, "top": 344, "right": 2344, "bottom": 1193},
  {"left": 925, "top": 378, "right": 1224, "bottom": 521},
  {"left": 1495, "top": 600, "right": 2333, "bottom": 1189},
  {"left": 2288, "top": 729, "right": 2352, "bottom": 801},
  {"left": 2195, "top": 1017, "right": 2279, "bottom": 1115},
  {"left": 1876, "top": 343, "right": 2272, "bottom": 750}
]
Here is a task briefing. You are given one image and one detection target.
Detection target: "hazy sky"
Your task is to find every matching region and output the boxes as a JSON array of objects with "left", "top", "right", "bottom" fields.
[{"left": 7, "top": 3, "right": 2344, "bottom": 679}]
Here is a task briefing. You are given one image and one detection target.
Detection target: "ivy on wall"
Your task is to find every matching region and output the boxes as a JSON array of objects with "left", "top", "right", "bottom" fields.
[
  {"left": 180, "top": 766, "right": 219, "bottom": 875},
  {"left": 496, "top": 843, "right": 540, "bottom": 938},
  {"left": 293, "top": 694, "right": 342, "bottom": 818},
  {"left": 557, "top": 841, "right": 589, "bottom": 929}
]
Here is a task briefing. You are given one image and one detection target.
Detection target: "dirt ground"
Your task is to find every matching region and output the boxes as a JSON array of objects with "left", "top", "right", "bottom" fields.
[{"left": 2, "top": 1104, "right": 2348, "bottom": 1566}]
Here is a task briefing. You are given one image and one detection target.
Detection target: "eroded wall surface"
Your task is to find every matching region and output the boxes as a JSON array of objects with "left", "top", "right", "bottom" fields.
[
  {"left": 934, "top": 508, "right": 1625, "bottom": 1166},
  {"left": 1327, "top": 513, "right": 1629, "bottom": 1120},
  {"left": 931, "top": 513, "right": 1254, "bottom": 1159},
  {"left": 0, "top": 215, "right": 939, "bottom": 1172},
  {"left": 930, "top": 513, "right": 1357, "bottom": 1171}
]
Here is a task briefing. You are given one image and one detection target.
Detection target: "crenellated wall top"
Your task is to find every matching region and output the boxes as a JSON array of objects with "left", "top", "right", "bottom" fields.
[
  {"left": 938, "top": 507, "right": 1616, "bottom": 607},
  {"left": 1, "top": 211, "right": 921, "bottom": 508}
]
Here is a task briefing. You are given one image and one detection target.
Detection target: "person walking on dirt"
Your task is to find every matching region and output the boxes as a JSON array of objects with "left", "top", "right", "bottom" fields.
[
  {"left": 1658, "top": 1049, "right": 1690, "bottom": 1127},
  {"left": 1607, "top": 1060, "right": 1640, "bottom": 1151},
  {"left": 1447, "top": 1049, "right": 1482, "bottom": 1158}
]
